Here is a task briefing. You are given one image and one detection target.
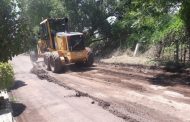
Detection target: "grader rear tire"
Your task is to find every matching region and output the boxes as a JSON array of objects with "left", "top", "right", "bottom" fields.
[
  {"left": 50, "top": 53, "right": 62, "bottom": 73},
  {"left": 44, "top": 52, "right": 51, "bottom": 71}
]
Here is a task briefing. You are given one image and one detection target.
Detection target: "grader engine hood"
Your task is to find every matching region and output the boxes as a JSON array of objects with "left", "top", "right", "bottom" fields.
[
  {"left": 56, "top": 32, "right": 85, "bottom": 52},
  {"left": 56, "top": 32, "right": 88, "bottom": 63},
  {"left": 67, "top": 50, "right": 88, "bottom": 63}
]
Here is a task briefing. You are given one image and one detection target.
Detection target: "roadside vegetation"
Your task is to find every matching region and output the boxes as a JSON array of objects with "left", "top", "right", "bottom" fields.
[
  {"left": 0, "top": 62, "right": 14, "bottom": 108},
  {"left": 24, "top": 0, "right": 190, "bottom": 67},
  {"left": 1, "top": 0, "right": 190, "bottom": 67},
  {"left": 0, "top": 63, "right": 14, "bottom": 90},
  {"left": 0, "top": 0, "right": 18, "bottom": 107}
]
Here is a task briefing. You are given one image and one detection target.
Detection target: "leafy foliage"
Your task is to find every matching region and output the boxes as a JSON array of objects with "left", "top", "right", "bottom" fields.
[
  {"left": 150, "top": 15, "right": 183, "bottom": 41},
  {"left": 0, "top": 0, "right": 32, "bottom": 62},
  {"left": 11, "top": 0, "right": 190, "bottom": 64},
  {"left": 180, "top": 1, "right": 190, "bottom": 34},
  {"left": 27, "top": 0, "right": 54, "bottom": 26},
  {"left": 0, "top": 62, "right": 14, "bottom": 90}
]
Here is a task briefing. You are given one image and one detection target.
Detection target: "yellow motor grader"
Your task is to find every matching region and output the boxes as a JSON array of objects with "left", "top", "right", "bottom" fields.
[{"left": 31, "top": 18, "right": 93, "bottom": 73}]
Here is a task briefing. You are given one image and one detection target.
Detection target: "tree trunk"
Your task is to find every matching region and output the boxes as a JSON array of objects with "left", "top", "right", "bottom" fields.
[
  {"left": 0, "top": 96, "right": 4, "bottom": 109},
  {"left": 184, "top": 48, "right": 187, "bottom": 64},
  {"left": 156, "top": 41, "right": 163, "bottom": 59},
  {"left": 180, "top": 44, "right": 183, "bottom": 63},
  {"left": 175, "top": 39, "right": 179, "bottom": 63}
]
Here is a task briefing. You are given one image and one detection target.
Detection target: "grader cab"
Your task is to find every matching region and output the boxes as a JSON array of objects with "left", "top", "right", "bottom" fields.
[{"left": 34, "top": 18, "right": 93, "bottom": 73}]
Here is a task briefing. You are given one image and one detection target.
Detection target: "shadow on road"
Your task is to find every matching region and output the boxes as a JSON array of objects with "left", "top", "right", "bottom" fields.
[
  {"left": 149, "top": 73, "right": 190, "bottom": 86},
  {"left": 106, "top": 62, "right": 190, "bottom": 87},
  {"left": 98, "top": 63, "right": 190, "bottom": 87},
  {"left": 11, "top": 102, "right": 26, "bottom": 117},
  {"left": 11, "top": 80, "right": 27, "bottom": 90},
  {"left": 58, "top": 64, "right": 96, "bottom": 74}
]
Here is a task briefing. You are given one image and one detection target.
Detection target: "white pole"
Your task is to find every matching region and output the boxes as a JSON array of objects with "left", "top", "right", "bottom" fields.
[{"left": 133, "top": 43, "right": 140, "bottom": 57}]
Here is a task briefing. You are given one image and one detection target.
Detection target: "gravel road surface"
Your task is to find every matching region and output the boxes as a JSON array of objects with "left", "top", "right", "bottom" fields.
[
  {"left": 10, "top": 55, "right": 123, "bottom": 122},
  {"left": 10, "top": 55, "right": 190, "bottom": 122}
]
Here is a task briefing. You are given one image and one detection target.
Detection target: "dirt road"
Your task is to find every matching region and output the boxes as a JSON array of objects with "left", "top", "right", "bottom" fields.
[
  {"left": 10, "top": 55, "right": 123, "bottom": 122},
  {"left": 11, "top": 55, "right": 190, "bottom": 122}
]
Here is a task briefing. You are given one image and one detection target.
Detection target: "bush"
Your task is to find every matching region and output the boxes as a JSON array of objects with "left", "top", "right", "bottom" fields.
[{"left": 0, "top": 63, "right": 14, "bottom": 90}]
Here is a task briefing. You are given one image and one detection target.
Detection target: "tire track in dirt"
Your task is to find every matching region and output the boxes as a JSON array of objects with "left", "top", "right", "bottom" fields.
[
  {"left": 32, "top": 60, "right": 190, "bottom": 122},
  {"left": 76, "top": 63, "right": 190, "bottom": 98},
  {"left": 31, "top": 66, "right": 139, "bottom": 122}
]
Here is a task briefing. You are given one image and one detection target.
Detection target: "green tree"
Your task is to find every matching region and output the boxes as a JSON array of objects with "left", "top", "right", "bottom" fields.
[
  {"left": 0, "top": 63, "right": 14, "bottom": 90},
  {"left": 0, "top": 0, "right": 32, "bottom": 62},
  {"left": 21, "top": 0, "right": 190, "bottom": 63},
  {"left": 27, "top": 0, "right": 53, "bottom": 27}
]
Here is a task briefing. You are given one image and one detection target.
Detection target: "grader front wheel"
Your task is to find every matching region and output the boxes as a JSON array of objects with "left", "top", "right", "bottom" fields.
[
  {"left": 29, "top": 50, "right": 38, "bottom": 63},
  {"left": 44, "top": 52, "right": 51, "bottom": 71}
]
